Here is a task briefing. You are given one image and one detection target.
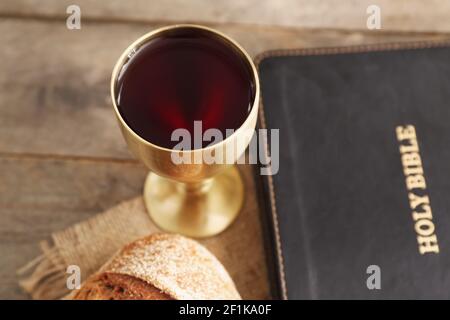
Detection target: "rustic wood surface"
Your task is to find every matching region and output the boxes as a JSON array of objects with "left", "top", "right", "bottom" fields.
[
  {"left": 1, "top": 12, "right": 450, "bottom": 299},
  {"left": 2, "top": 0, "right": 450, "bottom": 33}
]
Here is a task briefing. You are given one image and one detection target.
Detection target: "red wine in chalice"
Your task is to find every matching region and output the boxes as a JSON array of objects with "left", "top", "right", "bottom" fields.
[{"left": 115, "top": 28, "right": 256, "bottom": 149}]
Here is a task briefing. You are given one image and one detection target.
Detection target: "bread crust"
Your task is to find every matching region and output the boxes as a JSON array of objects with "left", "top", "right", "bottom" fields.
[
  {"left": 73, "top": 233, "right": 241, "bottom": 300},
  {"left": 72, "top": 273, "right": 172, "bottom": 300}
]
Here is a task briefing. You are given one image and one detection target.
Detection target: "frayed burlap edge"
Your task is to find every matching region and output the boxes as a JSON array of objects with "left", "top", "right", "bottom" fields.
[
  {"left": 16, "top": 197, "right": 157, "bottom": 300},
  {"left": 17, "top": 240, "right": 67, "bottom": 300}
]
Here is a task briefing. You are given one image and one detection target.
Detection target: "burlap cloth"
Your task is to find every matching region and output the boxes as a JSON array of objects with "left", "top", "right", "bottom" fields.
[{"left": 17, "top": 167, "right": 270, "bottom": 300}]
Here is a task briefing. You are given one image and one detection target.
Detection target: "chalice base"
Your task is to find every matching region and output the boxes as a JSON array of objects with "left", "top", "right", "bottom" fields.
[{"left": 143, "top": 165, "right": 244, "bottom": 238}]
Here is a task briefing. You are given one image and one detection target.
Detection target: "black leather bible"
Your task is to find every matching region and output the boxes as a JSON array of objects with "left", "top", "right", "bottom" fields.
[{"left": 256, "top": 41, "right": 450, "bottom": 299}]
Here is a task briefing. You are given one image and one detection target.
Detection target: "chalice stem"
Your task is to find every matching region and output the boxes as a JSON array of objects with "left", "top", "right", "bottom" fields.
[
  {"left": 144, "top": 165, "right": 244, "bottom": 238},
  {"left": 181, "top": 179, "right": 214, "bottom": 195}
]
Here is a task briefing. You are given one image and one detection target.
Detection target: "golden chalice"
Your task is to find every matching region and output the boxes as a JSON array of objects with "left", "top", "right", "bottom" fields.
[{"left": 111, "top": 25, "right": 259, "bottom": 238}]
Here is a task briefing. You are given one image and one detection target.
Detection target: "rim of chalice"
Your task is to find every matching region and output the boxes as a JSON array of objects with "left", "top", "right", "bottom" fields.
[{"left": 110, "top": 24, "right": 260, "bottom": 154}]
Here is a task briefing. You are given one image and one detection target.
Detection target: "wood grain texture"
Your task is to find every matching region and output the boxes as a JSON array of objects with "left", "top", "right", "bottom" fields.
[
  {"left": 1, "top": 15, "right": 449, "bottom": 299},
  {"left": 0, "top": 155, "right": 147, "bottom": 299},
  {"left": 1, "top": 0, "right": 450, "bottom": 32}
]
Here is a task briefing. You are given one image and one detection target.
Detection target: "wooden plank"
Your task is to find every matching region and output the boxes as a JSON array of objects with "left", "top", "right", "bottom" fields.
[
  {"left": 0, "top": 155, "right": 147, "bottom": 299},
  {"left": 1, "top": 17, "right": 448, "bottom": 159},
  {"left": 2, "top": 0, "right": 450, "bottom": 33}
]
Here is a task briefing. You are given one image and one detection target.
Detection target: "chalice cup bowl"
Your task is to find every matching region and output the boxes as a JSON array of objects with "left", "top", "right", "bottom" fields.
[{"left": 110, "top": 25, "right": 259, "bottom": 238}]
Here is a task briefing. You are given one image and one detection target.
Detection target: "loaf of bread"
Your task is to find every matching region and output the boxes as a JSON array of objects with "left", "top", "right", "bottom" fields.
[{"left": 72, "top": 233, "right": 241, "bottom": 300}]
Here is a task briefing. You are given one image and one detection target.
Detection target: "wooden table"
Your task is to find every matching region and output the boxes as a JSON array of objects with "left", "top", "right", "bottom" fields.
[{"left": 1, "top": 12, "right": 449, "bottom": 299}]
